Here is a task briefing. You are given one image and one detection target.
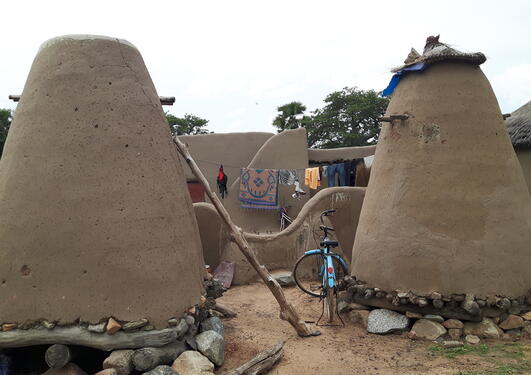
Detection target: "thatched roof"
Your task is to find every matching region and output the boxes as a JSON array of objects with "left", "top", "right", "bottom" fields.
[
  {"left": 392, "top": 35, "right": 486, "bottom": 72},
  {"left": 506, "top": 101, "right": 531, "bottom": 150}
]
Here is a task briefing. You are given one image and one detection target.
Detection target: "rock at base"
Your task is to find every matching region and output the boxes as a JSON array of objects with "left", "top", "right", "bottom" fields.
[
  {"left": 42, "top": 363, "right": 88, "bottom": 375},
  {"left": 88, "top": 322, "right": 107, "bottom": 333},
  {"left": 522, "top": 311, "right": 531, "bottom": 321},
  {"left": 95, "top": 369, "right": 117, "bottom": 375},
  {"left": 465, "top": 334, "right": 480, "bottom": 345},
  {"left": 103, "top": 350, "right": 134, "bottom": 375},
  {"left": 172, "top": 351, "right": 214, "bottom": 375},
  {"left": 463, "top": 318, "right": 503, "bottom": 339},
  {"left": 442, "top": 340, "right": 463, "bottom": 348},
  {"left": 411, "top": 319, "right": 447, "bottom": 341},
  {"left": 448, "top": 328, "right": 462, "bottom": 340},
  {"left": 349, "top": 310, "right": 370, "bottom": 329},
  {"left": 499, "top": 315, "right": 524, "bottom": 330},
  {"left": 270, "top": 270, "right": 294, "bottom": 287},
  {"left": 106, "top": 318, "right": 122, "bottom": 335},
  {"left": 442, "top": 319, "right": 464, "bottom": 329},
  {"left": 142, "top": 365, "right": 178, "bottom": 375},
  {"left": 200, "top": 317, "right": 224, "bottom": 337},
  {"left": 367, "top": 309, "right": 409, "bottom": 334},
  {"left": 405, "top": 311, "right": 423, "bottom": 319},
  {"left": 423, "top": 314, "right": 444, "bottom": 323},
  {"left": 195, "top": 330, "right": 225, "bottom": 366}
]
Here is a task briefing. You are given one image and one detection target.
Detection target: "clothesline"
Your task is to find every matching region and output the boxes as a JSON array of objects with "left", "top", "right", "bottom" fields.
[{"left": 190, "top": 157, "right": 369, "bottom": 171}]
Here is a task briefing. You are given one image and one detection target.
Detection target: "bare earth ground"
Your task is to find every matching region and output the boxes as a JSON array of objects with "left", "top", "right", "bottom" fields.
[{"left": 216, "top": 283, "right": 530, "bottom": 375}]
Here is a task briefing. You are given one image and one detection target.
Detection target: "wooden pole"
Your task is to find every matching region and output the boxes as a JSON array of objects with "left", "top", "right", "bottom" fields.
[
  {"left": 45, "top": 344, "right": 71, "bottom": 368},
  {"left": 221, "top": 342, "right": 284, "bottom": 375},
  {"left": 173, "top": 136, "right": 318, "bottom": 337}
]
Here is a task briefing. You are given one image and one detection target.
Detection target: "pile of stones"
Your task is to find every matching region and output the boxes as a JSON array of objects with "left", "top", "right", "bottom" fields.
[
  {"left": 95, "top": 315, "right": 226, "bottom": 375},
  {"left": 339, "top": 287, "right": 531, "bottom": 347}
]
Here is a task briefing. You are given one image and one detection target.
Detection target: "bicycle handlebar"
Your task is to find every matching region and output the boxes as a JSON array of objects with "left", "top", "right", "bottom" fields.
[{"left": 320, "top": 209, "right": 336, "bottom": 224}]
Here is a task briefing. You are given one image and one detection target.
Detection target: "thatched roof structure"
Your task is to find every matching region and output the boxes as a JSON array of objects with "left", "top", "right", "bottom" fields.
[{"left": 506, "top": 101, "right": 531, "bottom": 150}]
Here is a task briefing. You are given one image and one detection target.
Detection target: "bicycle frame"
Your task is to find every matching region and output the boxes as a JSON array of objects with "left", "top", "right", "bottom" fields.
[{"left": 303, "top": 247, "right": 349, "bottom": 291}]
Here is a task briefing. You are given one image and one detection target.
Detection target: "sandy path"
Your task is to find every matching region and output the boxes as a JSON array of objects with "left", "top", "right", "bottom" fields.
[{"left": 216, "top": 283, "right": 529, "bottom": 375}]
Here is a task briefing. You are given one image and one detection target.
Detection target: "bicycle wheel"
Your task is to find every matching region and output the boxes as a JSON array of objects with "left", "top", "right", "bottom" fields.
[{"left": 293, "top": 252, "right": 348, "bottom": 297}]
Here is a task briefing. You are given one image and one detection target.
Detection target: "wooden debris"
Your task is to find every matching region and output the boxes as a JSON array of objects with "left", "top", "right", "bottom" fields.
[
  {"left": 213, "top": 302, "right": 237, "bottom": 318},
  {"left": 173, "top": 137, "right": 317, "bottom": 338},
  {"left": 132, "top": 340, "right": 187, "bottom": 371},
  {"left": 0, "top": 326, "right": 184, "bottom": 350},
  {"left": 45, "top": 344, "right": 71, "bottom": 369},
  {"left": 222, "top": 341, "right": 284, "bottom": 375}
]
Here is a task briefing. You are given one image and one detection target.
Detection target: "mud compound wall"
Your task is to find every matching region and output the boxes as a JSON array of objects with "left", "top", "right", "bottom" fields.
[
  {"left": 197, "top": 187, "right": 366, "bottom": 285},
  {"left": 179, "top": 132, "right": 274, "bottom": 194},
  {"left": 516, "top": 149, "right": 531, "bottom": 194},
  {"left": 352, "top": 62, "right": 531, "bottom": 299},
  {"left": 0, "top": 35, "right": 204, "bottom": 328},
  {"left": 221, "top": 128, "right": 310, "bottom": 233}
]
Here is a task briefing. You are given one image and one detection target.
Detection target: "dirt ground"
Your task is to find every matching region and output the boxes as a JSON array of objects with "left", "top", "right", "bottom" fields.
[{"left": 217, "top": 283, "right": 530, "bottom": 375}]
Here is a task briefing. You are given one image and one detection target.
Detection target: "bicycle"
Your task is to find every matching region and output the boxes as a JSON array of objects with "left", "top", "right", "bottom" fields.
[{"left": 292, "top": 209, "right": 349, "bottom": 325}]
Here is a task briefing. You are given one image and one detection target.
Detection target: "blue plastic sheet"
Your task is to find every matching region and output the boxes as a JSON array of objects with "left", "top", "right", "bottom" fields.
[{"left": 382, "top": 62, "right": 427, "bottom": 97}]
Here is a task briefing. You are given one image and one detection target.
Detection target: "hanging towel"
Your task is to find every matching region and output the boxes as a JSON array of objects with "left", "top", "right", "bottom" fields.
[
  {"left": 239, "top": 168, "right": 279, "bottom": 209},
  {"left": 304, "top": 167, "right": 320, "bottom": 189},
  {"left": 279, "top": 169, "right": 299, "bottom": 185}
]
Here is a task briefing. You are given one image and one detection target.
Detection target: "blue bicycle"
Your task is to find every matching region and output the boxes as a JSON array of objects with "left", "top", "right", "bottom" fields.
[{"left": 292, "top": 209, "right": 349, "bottom": 325}]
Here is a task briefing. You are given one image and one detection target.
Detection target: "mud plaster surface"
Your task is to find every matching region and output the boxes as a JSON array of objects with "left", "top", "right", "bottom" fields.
[
  {"left": 0, "top": 36, "right": 204, "bottom": 327},
  {"left": 352, "top": 62, "right": 531, "bottom": 298},
  {"left": 217, "top": 284, "right": 529, "bottom": 375}
]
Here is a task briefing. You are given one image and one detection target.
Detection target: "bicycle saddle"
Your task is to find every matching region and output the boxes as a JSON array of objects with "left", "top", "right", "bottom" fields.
[
  {"left": 320, "top": 225, "right": 334, "bottom": 231},
  {"left": 320, "top": 239, "right": 339, "bottom": 248}
]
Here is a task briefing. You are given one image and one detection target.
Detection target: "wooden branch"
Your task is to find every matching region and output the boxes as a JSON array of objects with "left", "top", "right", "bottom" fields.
[
  {"left": 45, "top": 344, "right": 71, "bottom": 368},
  {"left": 0, "top": 326, "right": 182, "bottom": 350},
  {"left": 222, "top": 342, "right": 283, "bottom": 375},
  {"left": 213, "top": 302, "right": 237, "bottom": 318},
  {"left": 8, "top": 94, "right": 175, "bottom": 106},
  {"left": 173, "top": 137, "right": 318, "bottom": 337},
  {"left": 379, "top": 114, "right": 409, "bottom": 123},
  {"left": 132, "top": 340, "right": 186, "bottom": 371},
  {"left": 502, "top": 113, "right": 511, "bottom": 120}
]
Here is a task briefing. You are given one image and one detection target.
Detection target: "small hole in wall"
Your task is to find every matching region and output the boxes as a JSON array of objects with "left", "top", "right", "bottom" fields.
[
  {"left": 83, "top": 270, "right": 88, "bottom": 274},
  {"left": 94, "top": 124, "right": 99, "bottom": 128},
  {"left": 1, "top": 280, "right": 6, "bottom": 285},
  {"left": 108, "top": 82, "right": 112, "bottom": 85},
  {"left": 20, "top": 265, "right": 31, "bottom": 276},
  {"left": 125, "top": 144, "right": 129, "bottom": 148}
]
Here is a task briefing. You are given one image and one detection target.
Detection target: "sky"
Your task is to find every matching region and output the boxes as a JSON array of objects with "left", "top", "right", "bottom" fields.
[{"left": 1, "top": 0, "right": 530, "bottom": 134}]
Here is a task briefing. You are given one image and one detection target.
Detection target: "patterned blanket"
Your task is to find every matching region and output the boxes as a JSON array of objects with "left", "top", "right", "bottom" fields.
[{"left": 239, "top": 168, "right": 279, "bottom": 209}]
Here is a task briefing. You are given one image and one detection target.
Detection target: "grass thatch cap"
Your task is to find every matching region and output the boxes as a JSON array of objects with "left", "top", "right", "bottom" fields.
[
  {"left": 392, "top": 35, "right": 486, "bottom": 72},
  {"left": 506, "top": 101, "right": 531, "bottom": 150}
]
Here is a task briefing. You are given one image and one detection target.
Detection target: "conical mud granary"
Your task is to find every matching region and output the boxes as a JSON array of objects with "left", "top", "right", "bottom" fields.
[
  {"left": 352, "top": 36, "right": 531, "bottom": 299},
  {"left": 0, "top": 35, "right": 204, "bottom": 328}
]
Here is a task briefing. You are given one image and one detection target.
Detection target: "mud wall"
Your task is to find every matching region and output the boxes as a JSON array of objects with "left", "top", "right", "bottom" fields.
[
  {"left": 221, "top": 128, "right": 310, "bottom": 233},
  {"left": 194, "top": 202, "right": 226, "bottom": 269},
  {"left": 179, "top": 132, "right": 273, "bottom": 193},
  {"left": 0, "top": 35, "right": 204, "bottom": 328},
  {"left": 352, "top": 62, "right": 531, "bottom": 298},
  {"left": 516, "top": 149, "right": 531, "bottom": 194},
  {"left": 196, "top": 187, "right": 366, "bottom": 284}
]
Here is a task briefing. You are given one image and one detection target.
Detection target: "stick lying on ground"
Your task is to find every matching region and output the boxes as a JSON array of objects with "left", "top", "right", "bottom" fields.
[
  {"left": 173, "top": 137, "right": 318, "bottom": 338},
  {"left": 213, "top": 302, "right": 237, "bottom": 318},
  {"left": 222, "top": 342, "right": 284, "bottom": 375}
]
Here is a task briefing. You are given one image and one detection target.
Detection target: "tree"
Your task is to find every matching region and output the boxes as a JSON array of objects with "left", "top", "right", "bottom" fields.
[
  {"left": 166, "top": 113, "right": 210, "bottom": 136},
  {"left": 0, "top": 109, "right": 12, "bottom": 158},
  {"left": 273, "top": 87, "right": 389, "bottom": 148},
  {"left": 272, "top": 102, "right": 311, "bottom": 132}
]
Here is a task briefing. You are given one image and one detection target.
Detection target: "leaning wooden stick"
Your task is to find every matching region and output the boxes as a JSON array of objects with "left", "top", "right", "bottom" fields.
[
  {"left": 222, "top": 341, "right": 284, "bottom": 375},
  {"left": 173, "top": 137, "right": 318, "bottom": 337}
]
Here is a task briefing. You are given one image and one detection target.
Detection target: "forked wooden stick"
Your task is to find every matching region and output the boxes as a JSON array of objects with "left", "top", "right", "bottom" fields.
[
  {"left": 222, "top": 341, "right": 284, "bottom": 375},
  {"left": 173, "top": 137, "right": 318, "bottom": 337}
]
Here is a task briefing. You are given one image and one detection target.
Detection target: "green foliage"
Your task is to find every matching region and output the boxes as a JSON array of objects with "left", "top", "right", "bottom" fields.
[
  {"left": 0, "top": 108, "right": 13, "bottom": 158},
  {"left": 166, "top": 113, "right": 210, "bottom": 136},
  {"left": 429, "top": 344, "right": 490, "bottom": 359},
  {"left": 272, "top": 87, "right": 390, "bottom": 148},
  {"left": 272, "top": 101, "right": 311, "bottom": 132}
]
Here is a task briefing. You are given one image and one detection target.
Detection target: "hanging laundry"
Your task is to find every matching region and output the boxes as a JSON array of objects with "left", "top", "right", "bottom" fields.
[
  {"left": 344, "top": 159, "right": 363, "bottom": 186},
  {"left": 326, "top": 163, "right": 347, "bottom": 187},
  {"left": 239, "top": 168, "right": 279, "bottom": 209},
  {"left": 279, "top": 169, "right": 299, "bottom": 185},
  {"left": 304, "top": 167, "right": 320, "bottom": 189},
  {"left": 217, "top": 165, "right": 228, "bottom": 198},
  {"left": 292, "top": 181, "right": 307, "bottom": 200}
]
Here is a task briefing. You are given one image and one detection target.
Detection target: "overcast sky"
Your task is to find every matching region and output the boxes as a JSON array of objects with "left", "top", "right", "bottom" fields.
[{"left": 1, "top": 0, "right": 530, "bottom": 134}]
